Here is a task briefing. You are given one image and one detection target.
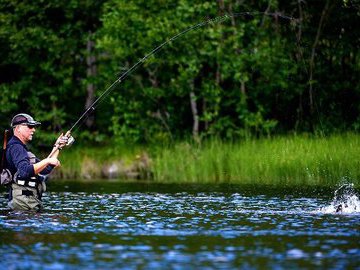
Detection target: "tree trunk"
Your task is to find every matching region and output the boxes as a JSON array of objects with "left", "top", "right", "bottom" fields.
[
  {"left": 85, "top": 34, "right": 97, "bottom": 128},
  {"left": 240, "top": 80, "right": 246, "bottom": 96},
  {"left": 189, "top": 81, "right": 199, "bottom": 142},
  {"left": 218, "top": 0, "right": 225, "bottom": 12},
  {"left": 308, "top": 0, "right": 334, "bottom": 117},
  {"left": 295, "top": 0, "right": 305, "bottom": 129},
  {"left": 261, "top": 0, "right": 272, "bottom": 26}
]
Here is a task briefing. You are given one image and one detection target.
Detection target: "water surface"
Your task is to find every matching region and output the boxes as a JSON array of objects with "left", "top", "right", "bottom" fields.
[{"left": 1, "top": 182, "right": 359, "bottom": 269}]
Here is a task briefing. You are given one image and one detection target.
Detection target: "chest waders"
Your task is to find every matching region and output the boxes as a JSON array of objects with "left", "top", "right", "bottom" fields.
[{"left": 8, "top": 152, "right": 46, "bottom": 211}]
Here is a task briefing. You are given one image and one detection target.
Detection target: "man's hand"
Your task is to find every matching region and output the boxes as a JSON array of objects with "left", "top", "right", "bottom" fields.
[
  {"left": 47, "top": 157, "right": 61, "bottom": 167},
  {"left": 54, "top": 131, "right": 74, "bottom": 150}
]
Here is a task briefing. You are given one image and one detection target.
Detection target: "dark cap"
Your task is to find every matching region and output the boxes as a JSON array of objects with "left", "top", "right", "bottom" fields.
[{"left": 11, "top": 113, "right": 41, "bottom": 128}]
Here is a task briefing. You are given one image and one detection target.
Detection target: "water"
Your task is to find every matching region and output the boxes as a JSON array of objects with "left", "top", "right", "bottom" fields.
[{"left": 0, "top": 182, "right": 359, "bottom": 269}]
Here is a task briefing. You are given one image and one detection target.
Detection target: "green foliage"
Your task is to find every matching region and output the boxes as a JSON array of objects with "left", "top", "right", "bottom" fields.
[
  {"left": 96, "top": 0, "right": 297, "bottom": 142},
  {"left": 0, "top": 0, "right": 359, "bottom": 145},
  {"left": 0, "top": 0, "right": 105, "bottom": 141}
]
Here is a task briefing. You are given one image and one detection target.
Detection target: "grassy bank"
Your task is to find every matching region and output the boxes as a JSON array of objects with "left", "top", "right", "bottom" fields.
[
  {"left": 154, "top": 133, "right": 360, "bottom": 186},
  {"left": 53, "top": 143, "right": 146, "bottom": 180},
  {"left": 53, "top": 133, "right": 360, "bottom": 186}
]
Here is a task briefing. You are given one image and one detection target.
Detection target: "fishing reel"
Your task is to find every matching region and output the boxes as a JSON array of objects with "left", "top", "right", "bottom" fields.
[
  {"left": 66, "top": 135, "right": 75, "bottom": 146},
  {"left": 49, "top": 131, "right": 75, "bottom": 158},
  {"left": 55, "top": 132, "right": 75, "bottom": 150},
  {"left": 60, "top": 133, "right": 75, "bottom": 148}
]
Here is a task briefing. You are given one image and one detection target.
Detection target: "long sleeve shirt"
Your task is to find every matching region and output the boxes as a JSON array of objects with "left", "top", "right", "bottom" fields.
[{"left": 6, "top": 136, "right": 53, "bottom": 179}]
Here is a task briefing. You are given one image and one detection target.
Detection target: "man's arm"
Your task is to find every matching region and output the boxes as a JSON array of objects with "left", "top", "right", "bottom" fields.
[
  {"left": 34, "top": 157, "right": 60, "bottom": 175},
  {"left": 10, "top": 144, "right": 35, "bottom": 178},
  {"left": 10, "top": 144, "right": 60, "bottom": 177},
  {"left": 36, "top": 134, "right": 70, "bottom": 175}
]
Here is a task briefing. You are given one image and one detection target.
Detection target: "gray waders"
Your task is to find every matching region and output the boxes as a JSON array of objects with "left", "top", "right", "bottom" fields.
[{"left": 8, "top": 152, "right": 46, "bottom": 211}]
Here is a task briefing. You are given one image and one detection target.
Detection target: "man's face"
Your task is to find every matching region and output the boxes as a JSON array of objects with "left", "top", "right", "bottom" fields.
[{"left": 15, "top": 124, "right": 36, "bottom": 142}]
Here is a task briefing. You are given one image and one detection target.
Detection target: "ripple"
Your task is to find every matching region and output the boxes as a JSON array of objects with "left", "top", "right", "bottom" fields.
[{"left": 0, "top": 185, "right": 359, "bottom": 269}]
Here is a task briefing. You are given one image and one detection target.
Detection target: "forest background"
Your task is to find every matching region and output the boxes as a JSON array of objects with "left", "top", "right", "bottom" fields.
[{"left": 0, "top": 0, "right": 359, "bottom": 184}]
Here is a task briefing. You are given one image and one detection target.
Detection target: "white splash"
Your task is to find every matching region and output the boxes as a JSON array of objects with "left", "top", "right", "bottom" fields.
[{"left": 320, "top": 183, "right": 360, "bottom": 214}]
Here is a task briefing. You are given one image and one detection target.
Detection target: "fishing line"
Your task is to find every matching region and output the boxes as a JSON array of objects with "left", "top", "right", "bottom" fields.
[{"left": 69, "top": 11, "right": 296, "bottom": 134}]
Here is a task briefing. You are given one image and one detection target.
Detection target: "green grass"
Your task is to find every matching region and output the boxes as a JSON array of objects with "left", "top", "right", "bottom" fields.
[
  {"left": 51, "top": 133, "right": 360, "bottom": 187},
  {"left": 52, "top": 143, "right": 143, "bottom": 180},
  {"left": 153, "top": 133, "right": 360, "bottom": 186}
]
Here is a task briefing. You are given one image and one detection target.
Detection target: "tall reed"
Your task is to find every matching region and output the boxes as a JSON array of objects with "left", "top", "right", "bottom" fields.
[{"left": 153, "top": 133, "right": 360, "bottom": 186}]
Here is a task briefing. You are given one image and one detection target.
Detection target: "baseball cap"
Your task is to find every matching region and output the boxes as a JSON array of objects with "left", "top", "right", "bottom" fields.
[{"left": 11, "top": 113, "right": 41, "bottom": 128}]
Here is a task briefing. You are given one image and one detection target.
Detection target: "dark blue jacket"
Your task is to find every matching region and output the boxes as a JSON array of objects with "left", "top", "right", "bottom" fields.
[{"left": 6, "top": 136, "right": 53, "bottom": 179}]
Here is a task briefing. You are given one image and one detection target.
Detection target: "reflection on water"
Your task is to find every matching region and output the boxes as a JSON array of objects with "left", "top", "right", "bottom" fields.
[{"left": 0, "top": 182, "right": 359, "bottom": 269}]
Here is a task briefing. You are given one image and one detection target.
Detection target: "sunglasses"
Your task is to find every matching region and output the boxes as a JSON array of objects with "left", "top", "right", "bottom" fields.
[{"left": 20, "top": 124, "right": 36, "bottom": 129}]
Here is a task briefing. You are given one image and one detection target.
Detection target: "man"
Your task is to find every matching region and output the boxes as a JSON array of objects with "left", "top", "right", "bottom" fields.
[{"left": 6, "top": 113, "right": 70, "bottom": 211}]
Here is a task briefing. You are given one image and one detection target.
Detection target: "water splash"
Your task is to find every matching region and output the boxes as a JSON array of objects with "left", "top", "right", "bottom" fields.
[{"left": 320, "top": 183, "right": 360, "bottom": 214}]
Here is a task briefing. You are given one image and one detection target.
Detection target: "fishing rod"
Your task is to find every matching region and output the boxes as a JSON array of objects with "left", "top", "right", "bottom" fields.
[{"left": 50, "top": 11, "right": 295, "bottom": 156}]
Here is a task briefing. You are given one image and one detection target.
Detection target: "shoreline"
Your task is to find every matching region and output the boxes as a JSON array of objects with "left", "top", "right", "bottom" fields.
[{"left": 51, "top": 133, "right": 360, "bottom": 187}]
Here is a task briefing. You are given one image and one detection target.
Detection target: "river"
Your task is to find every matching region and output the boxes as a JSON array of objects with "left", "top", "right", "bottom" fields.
[{"left": 1, "top": 181, "right": 359, "bottom": 269}]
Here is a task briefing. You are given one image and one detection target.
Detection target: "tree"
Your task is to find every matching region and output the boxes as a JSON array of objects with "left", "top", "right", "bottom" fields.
[
  {"left": 96, "top": 0, "right": 296, "bottom": 142},
  {"left": 1, "top": 0, "right": 358, "bottom": 144},
  {"left": 0, "top": 0, "right": 105, "bottom": 143}
]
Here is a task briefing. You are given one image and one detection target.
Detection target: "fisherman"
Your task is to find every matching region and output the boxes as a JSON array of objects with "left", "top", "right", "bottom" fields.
[{"left": 5, "top": 113, "right": 70, "bottom": 211}]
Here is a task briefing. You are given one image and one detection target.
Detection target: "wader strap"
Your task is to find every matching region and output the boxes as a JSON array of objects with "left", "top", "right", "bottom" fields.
[{"left": 22, "top": 190, "right": 34, "bottom": 196}]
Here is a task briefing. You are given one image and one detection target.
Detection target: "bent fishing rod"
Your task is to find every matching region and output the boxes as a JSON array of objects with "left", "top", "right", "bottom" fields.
[{"left": 50, "top": 12, "right": 295, "bottom": 157}]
